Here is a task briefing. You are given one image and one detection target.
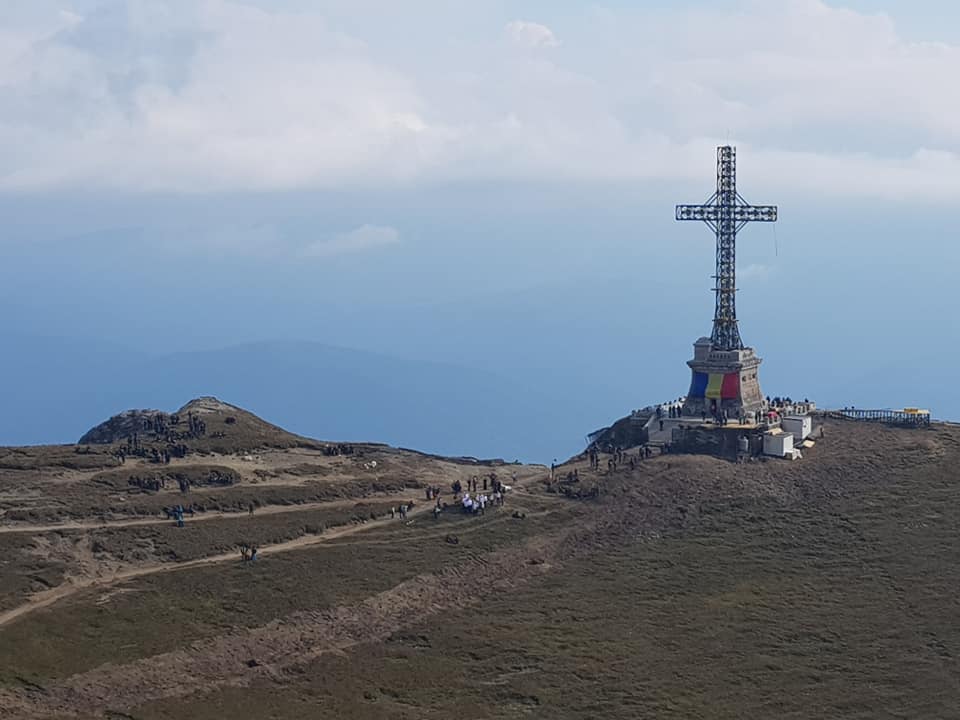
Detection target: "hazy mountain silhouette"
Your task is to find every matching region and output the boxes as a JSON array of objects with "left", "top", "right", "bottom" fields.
[{"left": 0, "top": 336, "right": 582, "bottom": 462}]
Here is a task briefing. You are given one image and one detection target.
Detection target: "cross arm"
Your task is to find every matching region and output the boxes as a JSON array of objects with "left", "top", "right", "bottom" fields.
[
  {"left": 734, "top": 205, "right": 777, "bottom": 222},
  {"left": 675, "top": 204, "right": 778, "bottom": 222},
  {"left": 676, "top": 204, "right": 719, "bottom": 222}
]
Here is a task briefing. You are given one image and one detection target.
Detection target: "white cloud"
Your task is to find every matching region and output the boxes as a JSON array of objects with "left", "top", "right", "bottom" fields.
[
  {"left": 303, "top": 225, "right": 401, "bottom": 258},
  {"left": 58, "top": 10, "right": 84, "bottom": 26},
  {"left": 739, "top": 263, "right": 773, "bottom": 282},
  {"left": 0, "top": 1, "right": 457, "bottom": 192},
  {"left": 0, "top": 0, "right": 958, "bottom": 201},
  {"left": 504, "top": 20, "right": 560, "bottom": 50}
]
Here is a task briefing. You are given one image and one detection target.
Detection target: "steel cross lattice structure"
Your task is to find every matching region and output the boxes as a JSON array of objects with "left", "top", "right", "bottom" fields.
[{"left": 676, "top": 146, "right": 777, "bottom": 351}]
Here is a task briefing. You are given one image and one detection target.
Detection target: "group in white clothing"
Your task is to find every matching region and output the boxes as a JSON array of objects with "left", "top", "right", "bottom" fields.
[{"left": 461, "top": 490, "right": 503, "bottom": 515}]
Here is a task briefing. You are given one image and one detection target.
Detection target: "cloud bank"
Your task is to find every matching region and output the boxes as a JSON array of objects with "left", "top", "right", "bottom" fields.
[{"left": 0, "top": 0, "right": 958, "bottom": 201}]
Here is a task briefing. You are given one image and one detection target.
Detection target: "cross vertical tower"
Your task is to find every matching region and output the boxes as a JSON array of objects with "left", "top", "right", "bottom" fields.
[
  {"left": 675, "top": 146, "right": 778, "bottom": 421},
  {"left": 676, "top": 146, "right": 777, "bottom": 351}
]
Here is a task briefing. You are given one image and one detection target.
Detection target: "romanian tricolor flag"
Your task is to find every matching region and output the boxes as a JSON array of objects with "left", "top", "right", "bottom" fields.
[{"left": 688, "top": 372, "right": 740, "bottom": 400}]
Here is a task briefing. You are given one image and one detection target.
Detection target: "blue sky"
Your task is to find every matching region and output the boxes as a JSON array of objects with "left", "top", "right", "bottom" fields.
[{"left": 0, "top": 1, "right": 956, "bottom": 456}]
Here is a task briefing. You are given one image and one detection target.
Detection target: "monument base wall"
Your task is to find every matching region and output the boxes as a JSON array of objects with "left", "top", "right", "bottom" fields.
[
  {"left": 666, "top": 425, "right": 764, "bottom": 460},
  {"left": 681, "top": 338, "right": 765, "bottom": 419}
]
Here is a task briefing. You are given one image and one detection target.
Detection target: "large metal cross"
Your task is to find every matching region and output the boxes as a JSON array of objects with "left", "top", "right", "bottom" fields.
[{"left": 676, "top": 146, "right": 777, "bottom": 351}]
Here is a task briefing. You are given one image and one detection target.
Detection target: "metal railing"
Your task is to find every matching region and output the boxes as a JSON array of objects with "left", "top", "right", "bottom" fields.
[{"left": 822, "top": 408, "right": 931, "bottom": 427}]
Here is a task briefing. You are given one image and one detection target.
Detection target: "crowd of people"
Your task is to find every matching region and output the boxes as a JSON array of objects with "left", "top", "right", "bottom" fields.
[
  {"left": 390, "top": 502, "right": 414, "bottom": 520},
  {"left": 448, "top": 474, "right": 508, "bottom": 512},
  {"left": 382, "top": 472, "right": 516, "bottom": 525},
  {"left": 657, "top": 401, "right": 685, "bottom": 421},
  {"left": 321, "top": 444, "right": 356, "bottom": 457},
  {"left": 129, "top": 468, "right": 237, "bottom": 494},
  {"left": 459, "top": 489, "right": 504, "bottom": 515},
  {"left": 588, "top": 444, "right": 653, "bottom": 472},
  {"left": 114, "top": 435, "right": 191, "bottom": 466},
  {"left": 110, "top": 412, "right": 210, "bottom": 466},
  {"left": 164, "top": 504, "right": 194, "bottom": 527},
  {"left": 653, "top": 396, "right": 810, "bottom": 428},
  {"left": 129, "top": 475, "right": 167, "bottom": 492}
]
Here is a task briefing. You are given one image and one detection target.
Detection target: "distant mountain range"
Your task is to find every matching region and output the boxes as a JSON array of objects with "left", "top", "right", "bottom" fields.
[{"left": 0, "top": 335, "right": 592, "bottom": 463}]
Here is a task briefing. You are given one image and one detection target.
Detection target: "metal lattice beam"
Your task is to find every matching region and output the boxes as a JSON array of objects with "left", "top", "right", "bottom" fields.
[{"left": 675, "top": 146, "right": 778, "bottom": 351}]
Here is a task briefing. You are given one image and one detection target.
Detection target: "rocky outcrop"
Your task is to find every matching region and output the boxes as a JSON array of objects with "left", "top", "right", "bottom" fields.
[
  {"left": 176, "top": 396, "right": 244, "bottom": 416},
  {"left": 78, "top": 409, "right": 171, "bottom": 445},
  {"left": 77, "top": 396, "right": 315, "bottom": 451}
]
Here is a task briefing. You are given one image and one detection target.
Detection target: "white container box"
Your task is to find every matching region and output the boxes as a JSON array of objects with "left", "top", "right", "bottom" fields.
[
  {"left": 782, "top": 415, "right": 813, "bottom": 441},
  {"left": 763, "top": 430, "right": 795, "bottom": 457}
]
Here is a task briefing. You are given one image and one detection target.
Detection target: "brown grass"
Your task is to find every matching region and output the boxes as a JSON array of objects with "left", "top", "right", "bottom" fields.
[{"left": 2, "top": 419, "right": 958, "bottom": 719}]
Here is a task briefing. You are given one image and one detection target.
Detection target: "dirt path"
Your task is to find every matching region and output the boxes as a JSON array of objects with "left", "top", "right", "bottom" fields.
[
  {"left": 0, "top": 482, "right": 554, "bottom": 632},
  {"left": 0, "top": 502, "right": 436, "bottom": 630},
  {"left": 324, "top": 506, "right": 557, "bottom": 549},
  {"left": 0, "top": 492, "right": 421, "bottom": 535},
  {"left": 0, "top": 512, "right": 588, "bottom": 720},
  {"left": 0, "top": 458, "right": 760, "bottom": 719}
]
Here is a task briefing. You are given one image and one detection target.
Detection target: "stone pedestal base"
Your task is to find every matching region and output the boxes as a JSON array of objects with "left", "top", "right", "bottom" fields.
[{"left": 682, "top": 337, "right": 764, "bottom": 420}]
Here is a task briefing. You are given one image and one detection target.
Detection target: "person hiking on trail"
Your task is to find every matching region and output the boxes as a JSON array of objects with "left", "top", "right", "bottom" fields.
[
  {"left": 250, "top": 545, "right": 258, "bottom": 561},
  {"left": 248, "top": 503, "right": 255, "bottom": 516}
]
